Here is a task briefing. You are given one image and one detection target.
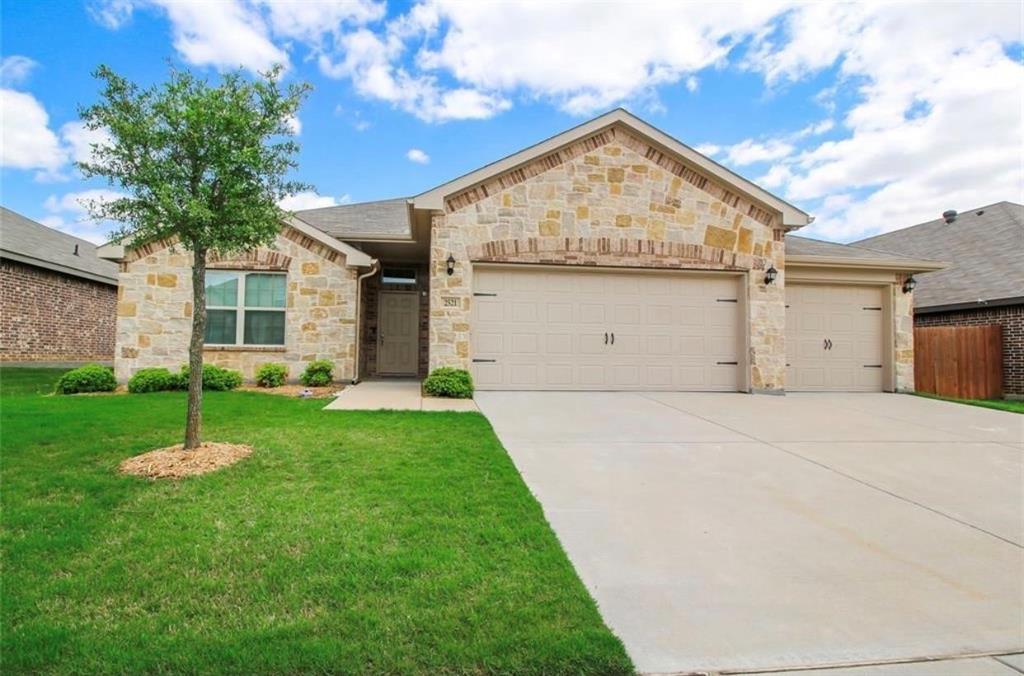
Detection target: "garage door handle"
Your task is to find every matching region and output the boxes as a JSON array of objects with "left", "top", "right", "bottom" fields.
[
  {"left": 611, "top": 332, "right": 615, "bottom": 345},
  {"left": 604, "top": 332, "right": 608, "bottom": 345}
]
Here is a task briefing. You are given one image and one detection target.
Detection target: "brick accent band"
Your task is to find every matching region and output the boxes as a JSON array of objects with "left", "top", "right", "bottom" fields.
[{"left": 467, "top": 237, "right": 767, "bottom": 271}]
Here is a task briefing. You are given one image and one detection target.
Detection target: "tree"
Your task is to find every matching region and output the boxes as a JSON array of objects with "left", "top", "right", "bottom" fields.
[{"left": 79, "top": 65, "right": 311, "bottom": 449}]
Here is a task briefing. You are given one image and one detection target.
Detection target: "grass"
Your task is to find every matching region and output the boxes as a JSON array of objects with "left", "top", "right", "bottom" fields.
[
  {"left": 913, "top": 391, "right": 1024, "bottom": 414},
  {"left": 1, "top": 368, "right": 633, "bottom": 675},
  {"left": 0, "top": 367, "right": 70, "bottom": 395}
]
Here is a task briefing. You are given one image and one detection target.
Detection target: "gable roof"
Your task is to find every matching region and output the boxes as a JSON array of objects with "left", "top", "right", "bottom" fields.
[
  {"left": 785, "top": 234, "right": 945, "bottom": 272},
  {"left": 294, "top": 198, "right": 412, "bottom": 241},
  {"left": 0, "top": 207, "right": 118, "bottom": 285},
  {"left": 855, "top": 201, "right": 1024, "bottom": 311},
  {"left": 412, "top": 108, "right": 813, "bottom": 228}
]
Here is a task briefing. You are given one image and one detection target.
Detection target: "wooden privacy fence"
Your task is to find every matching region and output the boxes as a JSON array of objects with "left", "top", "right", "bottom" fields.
[{"left": 914, "top": 324, "right": 1003, "bottom": 399}]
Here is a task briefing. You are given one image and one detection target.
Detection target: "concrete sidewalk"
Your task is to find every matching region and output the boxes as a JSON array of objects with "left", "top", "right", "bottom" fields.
[{"left": 323, "top": 379, "right": 478, "bottom": 412}]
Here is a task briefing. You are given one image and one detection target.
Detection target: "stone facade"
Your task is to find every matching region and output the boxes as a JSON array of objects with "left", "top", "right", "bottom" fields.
[
  {"left": 915, "top": 303, "right": 1023, "bottom": 396},
  {"left": 429, "top": 125, "right": 787, "bottom": 392},
  {"left": 0, "top": 259, "right": 117, "bottom": 362},
  {"left": 115, "top": 226, "right": 359, "bottom": 383},
  {"left": 893, "top": 280, "right": 915, "bottom": 392}
]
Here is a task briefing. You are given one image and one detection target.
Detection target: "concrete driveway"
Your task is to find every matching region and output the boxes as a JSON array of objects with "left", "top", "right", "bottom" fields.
[{"left": 475, "top": 392, "right": 1024, "bottom": 675}]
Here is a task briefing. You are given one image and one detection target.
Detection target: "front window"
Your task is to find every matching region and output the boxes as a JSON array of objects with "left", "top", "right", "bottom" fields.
[
  {"left": 381, "top": 267, "right": 417, "bottom": 285},
  {"left": 205, "top": 271, "right": 286, "bottom": 346}
]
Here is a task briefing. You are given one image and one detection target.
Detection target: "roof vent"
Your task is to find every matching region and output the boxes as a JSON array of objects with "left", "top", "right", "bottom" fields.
[
  {"left": 942, "top": 209, "right": 958, "bottom": 224},
  {"left": 976, "top": 210, "right": 985, "bottom": 216},
  {"left": 73, "top": 244, "right": 80, "bottom": 256}
]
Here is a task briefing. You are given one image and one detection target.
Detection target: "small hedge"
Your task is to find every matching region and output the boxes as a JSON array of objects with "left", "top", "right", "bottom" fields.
[
  {"left": 174, "top": 364, "right": 243, "bottom": 391},
  {"left": 127, "top": 367, "right": 177, "bottom": 393},
  {"left": 300, "top": 360, "right": 333, "bottom": 387},
  {"left": 423, "top": 367, "right": 473, "bottom": 399},
  {"left": 256, "top": 362, "right": 288, "bottom": 388},
  {"left": 55, "top": 364, "right": 117, "bottom": 395}
]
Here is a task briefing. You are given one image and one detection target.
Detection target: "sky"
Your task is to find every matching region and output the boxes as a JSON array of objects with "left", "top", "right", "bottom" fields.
[{"left": 1, "top": 0, "right": 1022, "bottom": 244}]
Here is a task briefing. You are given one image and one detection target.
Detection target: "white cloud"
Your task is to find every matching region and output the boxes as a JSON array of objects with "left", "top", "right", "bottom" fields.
[
  {"left": 723, "top": 138, "right": 795, "bottom": 166},
  {"left": 285, "top": 114, "right": 301, "bottom": 135},
  {"left": 0, "top": 89, "right": 65, "bottom": 174},
  {"left": 693, "top": 143, "right": 721, "bottom": 157},
  {"left": 60, "top": 121, "right": 113, "bottom": 165},
  {"left": 42, "top": 189, "right": 127, "bottom": 243},
  {"left": 684, "top": 75, "right": 699, "bottom": 93},
  {"left": 160, "top": 0, "right": 288, "bottom": 72},
  {"left": 278, "top": 191, "right": 351, "bottom": 211},
  {"left": 87, "top": 0, "right": 135, "bottom": 28},
  {"left": 259, "top": 0, "right": 385, "bottom": 44},
  {"left": 406, "top": 148, "right": 430, "bottom": 164},
  {"left": 744, "top": 3, "right": 1024, "bottom": 240},
  {"left": 756, "top": 164, "right": 792, "bottom": 190},
  {"left": 0, "top": 56, "right": 38, "bottom": 87},
  {"left": 413, "top": 1, "right": 786, "bottom": 116}
]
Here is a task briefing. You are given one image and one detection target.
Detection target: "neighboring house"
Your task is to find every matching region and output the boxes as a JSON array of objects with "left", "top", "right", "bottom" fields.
[
  {"left": 101, "top": 109, "right": 942, "bottom": 393},
  {"left": 857, "top": 202, "right": 1024, "bottom": 396},
  {"left": 0, "top": 207, "right": 119, "bottom": 363}
]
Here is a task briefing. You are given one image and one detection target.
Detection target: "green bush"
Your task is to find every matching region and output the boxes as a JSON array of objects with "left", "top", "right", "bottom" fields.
[
  {"left": 423, "top": 367, "right": 473, "bottom": 399},
  {"left": 55, "top": 364, "right": 117, "bottom": 395},
  {"left": 127, "top": 367, "right": 177, "bottom": 393},
  {"left": 300, "top": 360, "right": 334, "bottom": 387},
  {"left": 255, "top": 362, "right": 288, "bottom": 388},
  {"left": 174, "top": 364, "right": 243, "bottom": 391}
]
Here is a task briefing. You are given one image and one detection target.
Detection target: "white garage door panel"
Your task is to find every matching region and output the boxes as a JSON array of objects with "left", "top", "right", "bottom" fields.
[
  {"left": 786, "top": 284, "right": 884, "bottom": 392},
  {"left": 471, "top": 267, "right": 742, "bottom": 391}
]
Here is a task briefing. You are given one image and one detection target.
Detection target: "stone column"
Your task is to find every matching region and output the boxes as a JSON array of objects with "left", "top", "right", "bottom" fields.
[{"left": 429, "top": 211, "right": 472, "bottom": 370}]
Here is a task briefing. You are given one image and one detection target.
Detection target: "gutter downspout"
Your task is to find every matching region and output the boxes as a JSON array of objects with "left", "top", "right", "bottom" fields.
[{"left": 352, "top": 259, "right": 380, "bottom": 384}]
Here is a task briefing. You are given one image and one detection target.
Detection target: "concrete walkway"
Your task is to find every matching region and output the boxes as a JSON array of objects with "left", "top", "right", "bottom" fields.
[
  {"left": 476, "top": 391, "right": 1024, "bottom": 675},
  {"left": 323, "top": 379, "right": 478, "bottom": 412}
]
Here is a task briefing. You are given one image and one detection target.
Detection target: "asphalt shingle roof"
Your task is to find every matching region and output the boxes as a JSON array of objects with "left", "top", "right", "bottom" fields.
[
  {"left": 784, "top": 235, "right": 918, "bottom": 261},
  {"left": 0, "top": 207, "right": 118, "bottom": 284},
  {"left": 295, "top": 198, "right": 411, "bottom": 240},
  {"left": 855, "top": 201, "right": 1024, "bottom": 310}
]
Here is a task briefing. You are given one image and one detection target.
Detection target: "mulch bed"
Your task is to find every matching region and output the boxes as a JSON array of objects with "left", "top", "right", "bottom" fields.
[
  {"left": 119, "top": 442, "right": 253, "bottom": 479},
  {"left": 237, "top": 384, "right": 341, "bottom": 399}
]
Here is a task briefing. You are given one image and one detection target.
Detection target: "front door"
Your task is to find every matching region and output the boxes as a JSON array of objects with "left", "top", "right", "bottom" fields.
[{"left": 378, "top": 291, "right": 419, "bottom": 375}]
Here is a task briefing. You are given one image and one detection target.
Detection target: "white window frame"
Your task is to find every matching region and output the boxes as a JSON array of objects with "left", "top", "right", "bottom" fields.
[{"left": 205, "top": 271, "right": 287, "bottom": 347}]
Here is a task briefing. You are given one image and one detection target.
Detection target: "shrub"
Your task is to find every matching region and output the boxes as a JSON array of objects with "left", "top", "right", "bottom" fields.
[
  {"left": 423, "top": 367, "right": 474, "bottom": 399},
  {"left": 55, "top": 364, "right": 117, "bottom": 395},
  {"left": 174, "top": 364, "right": 243, "bottom": 391},
  {"left": 128, "top": 367, "right": 177, "bottom": 393},
  {"left": 300, "top": 360, "right": 334, "bottom": 387},
  {"left": 255, "top": 362, "right": 288, "bottom": 388}
]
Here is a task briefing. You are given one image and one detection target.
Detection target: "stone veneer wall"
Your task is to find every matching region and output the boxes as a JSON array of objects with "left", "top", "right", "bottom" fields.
[
  {"left": 893, "top": 280, "right": 915, "bottom": 392},
  {"left": 115, "top": 227, "right": 359, "bottom": 383},
  {"left": 429, "top": 125, "right": 788, "bottom": 392}
]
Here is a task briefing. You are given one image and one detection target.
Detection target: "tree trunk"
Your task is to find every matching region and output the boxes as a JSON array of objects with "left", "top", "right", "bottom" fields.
[{"left": 184, "top": 247, "right": 207, "bottom": 450}]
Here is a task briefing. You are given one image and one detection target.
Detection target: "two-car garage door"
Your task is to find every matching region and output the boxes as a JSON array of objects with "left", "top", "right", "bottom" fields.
[{"left": 471, "top": 266, "right": 742, "bottom": 391}]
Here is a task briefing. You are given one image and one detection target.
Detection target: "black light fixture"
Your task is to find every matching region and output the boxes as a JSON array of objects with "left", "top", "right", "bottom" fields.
[
  {"left": 764, "top": 265, "right": 778, "bottom": 285},
  {"left": 446, "top": 254, "right": 456, "bottom": 276},
  {"left": 902, "top": 276, "right": 917, "bottom": 294}
]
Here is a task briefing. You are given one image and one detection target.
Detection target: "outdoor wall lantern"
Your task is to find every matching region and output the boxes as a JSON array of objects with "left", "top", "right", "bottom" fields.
[
  {"left": 764, "top": 265, "right": 778, "bottom": 285},
  {"left": 902, "top": 276, "right": 917, "bottom": 294},
  {"left": 446, "top": 254, "right": 456, "bottom": 276}
]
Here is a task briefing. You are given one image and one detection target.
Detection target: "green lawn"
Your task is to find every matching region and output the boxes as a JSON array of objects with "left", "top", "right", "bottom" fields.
[
  {"left": 0, "top": 366, "right": 72, "bottom": 395},
  {"left": 1, "top": 368, "right": 632, "bottom": 675},
  {"left": 913, "top": 392, "right": 1024, "bottom": 414}
]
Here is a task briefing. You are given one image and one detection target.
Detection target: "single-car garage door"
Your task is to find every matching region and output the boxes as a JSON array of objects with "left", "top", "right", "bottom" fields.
[
  {"left": 471, "top": 266, "right": 742, "bottom": 391},
  {"left": 786, "top": 283, "right": 885, "bottom": 391}
]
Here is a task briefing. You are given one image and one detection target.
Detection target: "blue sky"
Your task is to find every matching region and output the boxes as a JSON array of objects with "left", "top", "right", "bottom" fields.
[{"left": 2, "top": 1, "right": 1021, "bottom": 244}]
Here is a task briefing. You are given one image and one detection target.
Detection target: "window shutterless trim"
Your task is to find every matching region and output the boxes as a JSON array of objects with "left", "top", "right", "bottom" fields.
[{"left": 204, "top": 271, "right": 287, "bottom": 347}]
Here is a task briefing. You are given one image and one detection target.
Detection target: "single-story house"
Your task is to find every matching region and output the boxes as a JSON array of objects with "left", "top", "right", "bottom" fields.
[
  {"left": 856, "top": 202, "right": 1023, "bottom": 397},
  {"left": 100, "top": 109, "right": 944, "bottom": 393},
  {"left": 1, "top": 207, "right": 118, "bottom": 363}
]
